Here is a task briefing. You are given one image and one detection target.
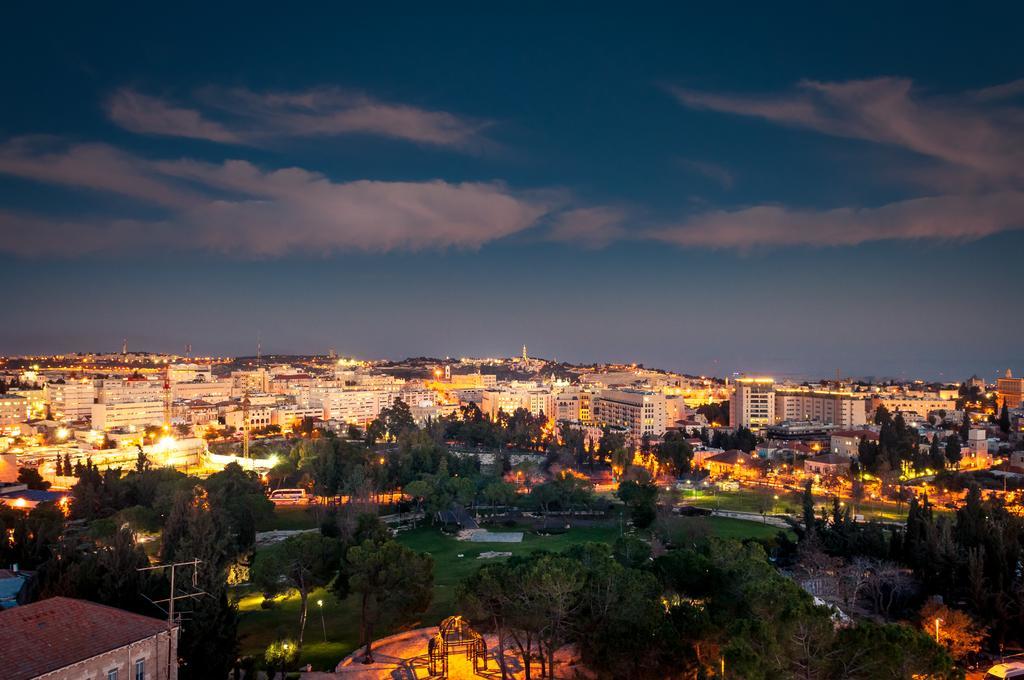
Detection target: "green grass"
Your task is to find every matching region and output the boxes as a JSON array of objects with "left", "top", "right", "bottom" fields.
[
  {"left": 257, "top": 506, "right": 322, "bottom": 532},
  {"left": 675, "top": 486, "right": 915, "bottom": 522},
  {"left": 235, "top": 516, "right": 780, "bottom": 670}
]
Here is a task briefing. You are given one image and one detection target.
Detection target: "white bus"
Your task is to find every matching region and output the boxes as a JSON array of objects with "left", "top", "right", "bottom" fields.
[{"left": 268, "top": 488, "right": 311, "bottom": 506}]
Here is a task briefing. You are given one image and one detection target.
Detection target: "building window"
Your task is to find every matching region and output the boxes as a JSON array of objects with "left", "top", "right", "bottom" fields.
[
  {"left": 108, "top": 671, "right": 118, "bottom": 680},
  {"left": 135, "top": 659, "right": 145, "bottom": 680}
]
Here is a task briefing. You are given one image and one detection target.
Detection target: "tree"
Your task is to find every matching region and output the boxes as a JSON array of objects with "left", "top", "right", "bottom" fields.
[
  {"left": 656, "top": 431, "right": 694, "bottom": 476},
  {"left": 617, "top": 479, "right": 659, "bottom": 529},
  {"left": 756, "top": 493, "right": 774, "bottom": 524},
  {"left": 135, "top": 446, "right": 150, "bottom": 474},
  {"left": 998, "top": 402, "right": 1011, "bottom": 434},
  {"left": 613, "top": 535, "right": 651, "bottom": 569},
  {"left": 263, "top": 638, "right": 298, "bottom": 680},
  {"left": 334, "top": 539, "right": 433, "bottom": 663},
  {"left": 944, "top": 436, "right": 962, "bottom": 468},
  {"left": 828, "top": 621, "right": 956, "bottom": 679},
  {"left": 920, "top": 600, "right": 984, "bottom": 661},
  {"left": 17, "top": 466, "right": 50, "bottom": 491},
  {"left": 161, "top": 486, "right": 239, "bottom": 680},
  {"left": 252, "top": 533, "right": 341, "bottom": 647},
  {"left": 483, "top": 479, "right": 517, "bottom": 508}
]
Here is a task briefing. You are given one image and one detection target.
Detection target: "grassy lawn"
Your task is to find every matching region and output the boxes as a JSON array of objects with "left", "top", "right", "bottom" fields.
[
  {"left": 675, "top": 486, "right": 915, "bottom": 522},
  {"left": 235, "top": 516, "right": 780, "bottom": 670},
  {"left": 256, "top": 505, "right": 322, "bottom": 532}
]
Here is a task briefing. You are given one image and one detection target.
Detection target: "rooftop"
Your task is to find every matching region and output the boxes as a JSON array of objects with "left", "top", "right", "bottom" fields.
[{"left": 0, "top": 597, "right": 172, "bottom": 680}]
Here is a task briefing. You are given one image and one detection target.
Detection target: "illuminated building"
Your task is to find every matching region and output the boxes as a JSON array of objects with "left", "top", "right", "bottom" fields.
[
  {"left": 592, "top": 388, "right": 666, "bottom": 446},
  {"left": 830, "top": 429, "right": 879, "bottom": 457},
  {"left": 44, "top": 379, "right": 94, "bottom": 421},
  {"left": 774, "top": 389, "right": 868, "bottom": 428},
  {"left": 997, "top": 369, "right": 1024, "bottom": 409},
  {"left": 870, "top": 394, "right": 956, "bottom": 421},
  {"left": 90, "top": 400, "right": 164, "bottom": 430},
  {"left": 729, "top": 378, "right": 776, "bottom": 428},
  {"left": 0, "top": 395, "right": 28, "bottom": 426}
]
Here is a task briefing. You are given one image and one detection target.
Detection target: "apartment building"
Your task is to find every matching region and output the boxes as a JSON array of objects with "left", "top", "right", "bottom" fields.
[
  {"left": 91, "top": 400, "right": 164, "bottom": 430},
  {"left": 871, "top": 395, "right": 956, "bottom": 420},
  {"left": 44, "top": 380, "right": 95, "bottom": 421},
  {"left": 729, "top": 378, "right": 776, "bottom": 428},
  {"left": 0, "top": 394, "right": 28, "bottom": 426},
  {"left": 774, "top": 390, "right": 868, "bottom": 428},
  {"left": 95, "top": 377, "right": 163, "bottom": 404},
  {"left": 592, "top": 389, "right": 666, "bottom": 446}
]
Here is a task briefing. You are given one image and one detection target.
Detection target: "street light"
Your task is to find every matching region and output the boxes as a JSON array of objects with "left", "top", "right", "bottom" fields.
[
  {"left": 934, "top": 617, "right": 942, "bottom": 643},
  {"left": 318, "top": 599, "right": 326, "bottom": 642}
]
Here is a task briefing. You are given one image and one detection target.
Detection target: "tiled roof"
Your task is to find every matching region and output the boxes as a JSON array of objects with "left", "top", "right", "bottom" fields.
[{"left": 0, "top": 597, "right": 172, "bottom": 679}]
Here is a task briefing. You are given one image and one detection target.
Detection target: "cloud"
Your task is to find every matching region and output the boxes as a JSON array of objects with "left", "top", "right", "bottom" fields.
[
  {"left": 547, "top": 206, "right": 629, "bottom": 247},
  {"left": 106, "top": 86, "right": 491, "bottom": 151},
  {"left": 0, "top": 140, "right": 551, "bottom": 257},
  {"left": 669, "top": 77, "right": 1024, "bottom": 185},
  {"left": 648, "top": 191, "right": 1024, "bottom": 249},
  {"left": 107, "top": 90, "right": 241, "bottom": 143},
  {"left": 0, "top": 136, "right": 200, "bottom": 208},
  {"left": 657, "top": 77, "right": 1024, "bottom": 249}
]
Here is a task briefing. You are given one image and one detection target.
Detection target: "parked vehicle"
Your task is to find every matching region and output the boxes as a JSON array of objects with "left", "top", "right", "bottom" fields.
[
  {"left": 268, "top": 488, "right": 310, "bottom": 506},
  {"left": 985, "top": 662, "right": 1024, "bottom": 679}
]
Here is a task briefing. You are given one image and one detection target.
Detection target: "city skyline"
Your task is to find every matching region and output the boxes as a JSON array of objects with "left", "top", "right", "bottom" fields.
[{"left": 2, "top": 4, "right": 1023, "bottom": 379}]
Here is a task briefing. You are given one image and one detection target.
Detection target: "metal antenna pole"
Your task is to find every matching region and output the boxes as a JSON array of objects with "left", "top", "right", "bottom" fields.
[{"left": 138, "top": 559, "right": 207, "bottom": 679}]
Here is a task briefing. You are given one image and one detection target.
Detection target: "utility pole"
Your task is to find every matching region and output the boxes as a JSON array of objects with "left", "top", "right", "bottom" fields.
[{"left": 138, "top": 559, "right": 206, "bottom": 680}]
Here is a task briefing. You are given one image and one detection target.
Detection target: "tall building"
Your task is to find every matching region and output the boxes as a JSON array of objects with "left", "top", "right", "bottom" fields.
[
  {"left": 729, "top": 378, "right": 776, "bottom": 428},
  {"left": 997, "top": 369, "right": 1024, "bottom": 409},
  {"left": 592, "top": 389, "right": 666, "bottom": 445},
  {"left": 45, "top": 379, "right": 95, "bottom": 421}
]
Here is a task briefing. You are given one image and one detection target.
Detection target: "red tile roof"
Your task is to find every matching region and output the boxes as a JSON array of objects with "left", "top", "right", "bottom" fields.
[{"left": 0, "top": 597, "right": 173, "bottom": 679}]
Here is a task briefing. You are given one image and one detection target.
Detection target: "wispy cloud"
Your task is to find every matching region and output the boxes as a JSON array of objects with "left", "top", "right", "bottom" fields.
[
  {"left": 107, "top": 90, "right": 241, "bottom": 144},
  {"left": 0, "top": 139, "right": 550, "bottom": 257},
  {"left": 106, "top": 86, "right": 491, "bottom": 151},
  {"left": 669, "top": 77, "right": 1024, "bottom": 185},
  {"left": 648, "top": 192, "right": 1024, "bottom": 250},
  {"left": 547, "top": 206, "right": 629, "bottom": 247},
  {"left": 658, "top": 76, "right": 1024, "bottom": 249}
]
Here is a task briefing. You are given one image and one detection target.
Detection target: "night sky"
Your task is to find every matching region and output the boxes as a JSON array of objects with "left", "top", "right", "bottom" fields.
[{"left": 1, "top": 4, "right": 1022, "bottom": 381}]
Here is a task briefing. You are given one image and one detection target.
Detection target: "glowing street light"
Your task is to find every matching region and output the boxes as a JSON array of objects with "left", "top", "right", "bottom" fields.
[{"left": 317, "top": 598, "right": 326, "bottom": 641}]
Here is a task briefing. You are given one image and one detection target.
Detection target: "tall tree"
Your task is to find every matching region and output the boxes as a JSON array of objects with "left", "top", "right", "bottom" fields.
[
  {"left": 252, "top": 532, "right": 341, "bottom": 647},
  {"left": 334, "top": 539, "right": 433, "bottom": 663}
]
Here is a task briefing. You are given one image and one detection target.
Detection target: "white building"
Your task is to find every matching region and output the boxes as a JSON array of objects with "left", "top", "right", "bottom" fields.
[
  {"left": 95, "top": 377, "right": 163, "bottom": 404},
  {"left": 729, "top": 378, "right": 776, "bottom": 428},
  {"left": 45, "top": 380, "right": 95, "bottom": 421},
  {"left": 0, "top": 394, "right": 28, "bottom": 426},
  {"left": 91, "top": 400, "right": 165, "bottom": 430},
  {"left": 592, "top": 389, "right": 666, "bottom": 446},
  {"left": 774, "top": 390, "right": 868, "bottom": 428}
]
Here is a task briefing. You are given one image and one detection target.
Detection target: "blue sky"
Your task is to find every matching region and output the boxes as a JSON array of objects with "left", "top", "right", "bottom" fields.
[{"left": 1, "top": 3, "right": 1022, "bottom": 380}]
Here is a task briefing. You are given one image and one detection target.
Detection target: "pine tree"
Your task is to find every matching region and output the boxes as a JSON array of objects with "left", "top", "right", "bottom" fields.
[{"left": 998, "top": 402, "right": 1011, "bottom": 434}]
